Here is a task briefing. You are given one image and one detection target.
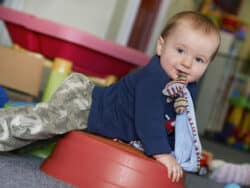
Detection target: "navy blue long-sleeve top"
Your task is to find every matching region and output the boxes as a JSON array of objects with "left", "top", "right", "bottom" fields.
[{"left": 87, "top": 55, "right": 197, "bottom": 156}]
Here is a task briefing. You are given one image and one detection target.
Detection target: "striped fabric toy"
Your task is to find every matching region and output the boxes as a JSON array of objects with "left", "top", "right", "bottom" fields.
[
  {"left": 210, "top": 160, "right": 250, "bottom": 186},
  {"left": 162, "top": 76, "right": 202, "bottom": 172}
]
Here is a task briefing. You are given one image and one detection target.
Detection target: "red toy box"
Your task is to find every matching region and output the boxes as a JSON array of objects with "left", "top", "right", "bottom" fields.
[
  {"left": 41, "top": 131, "right": 185, "bottom": 188},
  {"left": 0, "top": 6, "right": 150, "bottom": 78}
]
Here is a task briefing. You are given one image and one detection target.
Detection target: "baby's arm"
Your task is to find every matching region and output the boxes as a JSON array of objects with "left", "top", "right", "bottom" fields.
[{"left": 153, "top": 153, "right": 183, "bottom": 182}]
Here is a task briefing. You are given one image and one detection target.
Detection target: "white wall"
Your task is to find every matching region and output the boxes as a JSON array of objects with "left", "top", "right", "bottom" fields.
[
  {"left": 2, "top": 0, "right": 139, "bottom": 45},
  {"left": 0, "top": 0, "right": 24, "bottom": 46},
  {"left": 23, "top": 0, "right": 117, "bottom": 39},
  {"left": 107, "top": 0, "right": 140, "bottom": 45}
]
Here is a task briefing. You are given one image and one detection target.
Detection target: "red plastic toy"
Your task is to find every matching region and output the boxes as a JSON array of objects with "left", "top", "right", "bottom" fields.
[
  {"left": 198, "top": 150, "right": 214, "bottom": 176},
  {"left": 41, "top": 131, "right": 185, "bottom": 188},
  {"left": 0, "top": 6, "right": 150, "bottom": 79}
]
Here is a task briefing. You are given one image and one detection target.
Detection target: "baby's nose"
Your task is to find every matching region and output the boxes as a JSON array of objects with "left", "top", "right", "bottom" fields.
[{"left": 181, "top": 57, "right": 192, "bottom": 68}]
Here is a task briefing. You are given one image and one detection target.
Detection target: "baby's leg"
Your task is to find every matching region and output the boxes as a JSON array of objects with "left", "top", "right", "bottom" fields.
[{"left": 0, "top": 73, "right": 94, "bottom": 151}]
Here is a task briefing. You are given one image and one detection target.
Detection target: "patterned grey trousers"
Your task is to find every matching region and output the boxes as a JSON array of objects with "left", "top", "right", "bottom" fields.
[{"left": 0, "top": 73, "right": 95, "bottom": 151}]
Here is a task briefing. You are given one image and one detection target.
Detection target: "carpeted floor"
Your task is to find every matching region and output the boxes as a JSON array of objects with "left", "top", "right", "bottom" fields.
[
  {"left": 201, "top": 137, "right": 250, "bottom": 164},
  {"left": 186, "top": 173, "right": 224, "bottom": 188},
  {"left": 0, "top": 153, "right": 73, "bottom": 188}
]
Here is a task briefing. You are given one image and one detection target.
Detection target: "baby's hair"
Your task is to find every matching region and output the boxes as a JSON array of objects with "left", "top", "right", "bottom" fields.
[{"left": 161, "top": 11, "right": 221, "bottom": 60}]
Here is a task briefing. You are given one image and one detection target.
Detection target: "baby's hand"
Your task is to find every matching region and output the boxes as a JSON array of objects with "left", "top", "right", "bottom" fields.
[{"left": 153, "top": 153, "right": 183, "bottom": 182}]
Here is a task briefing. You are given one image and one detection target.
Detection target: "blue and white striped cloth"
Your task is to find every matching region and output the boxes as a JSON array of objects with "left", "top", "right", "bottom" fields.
[{"left": 162, "top": 81, "right": 202, "bottom": 172}]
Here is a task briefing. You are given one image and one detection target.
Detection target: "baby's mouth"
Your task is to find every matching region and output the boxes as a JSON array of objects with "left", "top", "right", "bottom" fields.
[{"left": 177, "top": 70, "right": 188, "bottom": 82}]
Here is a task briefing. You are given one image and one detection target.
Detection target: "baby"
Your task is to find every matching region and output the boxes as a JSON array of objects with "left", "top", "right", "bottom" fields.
[{"left": 0, "top": 11, "right": 220, "bottom": 183}]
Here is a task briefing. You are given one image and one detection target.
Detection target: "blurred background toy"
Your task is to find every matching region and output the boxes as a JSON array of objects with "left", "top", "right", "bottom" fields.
[
  {"left": 209, "top": 159, "right": 250, "bottom": 186},
  {"left": 198, "top": 150, "right": 213, "bottom": 176}
]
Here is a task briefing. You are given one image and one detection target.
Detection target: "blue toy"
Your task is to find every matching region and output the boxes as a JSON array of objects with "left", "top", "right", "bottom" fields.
[
  {"left": 4, "top": 101, "right": 36, "bottom": 108},
  {"left": 224, "top": 183, "right": 241, "bottom": 188},
  {"left": 0, "top": 86, "right": 9, "bottom": 108}
]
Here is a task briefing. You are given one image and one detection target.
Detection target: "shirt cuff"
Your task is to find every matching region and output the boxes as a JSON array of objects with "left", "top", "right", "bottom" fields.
[{"left": 143, "top": 137, "right": 172, "bottom": 156}]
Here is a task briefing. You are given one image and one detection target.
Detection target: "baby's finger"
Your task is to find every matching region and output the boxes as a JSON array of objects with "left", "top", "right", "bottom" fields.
[
  {"left": 175, "top": 171, "right": 181, "bottom": 182},
  {"left": 167, "top": 168, "right": 172, "bottom": 180},
  {"left": 175, "top": 168, "right": 183, "bottom": 182},
  {"left": 180, "top": 169, "right": 184, "bottom": 178},
  {"left": 171, "top": 168, "right": 177, "bottom": 182}
]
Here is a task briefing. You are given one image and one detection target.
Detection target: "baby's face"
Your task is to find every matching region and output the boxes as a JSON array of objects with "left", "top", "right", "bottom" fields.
[{"left": 157, "top": 21, "right": 220, "bottom": 83}]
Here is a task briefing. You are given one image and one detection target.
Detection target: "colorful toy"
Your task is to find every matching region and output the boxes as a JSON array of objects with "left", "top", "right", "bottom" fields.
[
  {"left": 210, "top": 159, "right": 250, "bottom": 186},
  {"left": 220, "top": 96, "right": 250, "bottom": 151},
  {"left": 42, "top": 58, "right": 72, "bottom": 102},
  {"left": 41, "top": 131, "right": 185, "bottom": 188}
]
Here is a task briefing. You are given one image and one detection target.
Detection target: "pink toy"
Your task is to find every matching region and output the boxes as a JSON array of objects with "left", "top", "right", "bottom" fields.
[{"left": 41, "top": 131, "right": 185, "bottom": 188}]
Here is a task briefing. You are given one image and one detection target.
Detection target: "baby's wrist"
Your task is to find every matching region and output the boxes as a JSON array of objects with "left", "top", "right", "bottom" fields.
[{"left": 153, "top": 153, "right": 171, "bottom": 159}]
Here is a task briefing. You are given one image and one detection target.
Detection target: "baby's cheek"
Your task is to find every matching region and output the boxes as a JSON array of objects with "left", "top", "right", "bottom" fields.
[
  {"left": 192, "top": 67, "right": 206, "bottom": 80},
  {"left": 188, "top": 74, "right": 199, "bottom": 83}
]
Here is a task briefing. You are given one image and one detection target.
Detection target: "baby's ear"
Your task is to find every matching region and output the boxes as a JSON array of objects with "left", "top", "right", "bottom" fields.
[{"left": 156, "top": 36, "right": 164, "bottom": 56}]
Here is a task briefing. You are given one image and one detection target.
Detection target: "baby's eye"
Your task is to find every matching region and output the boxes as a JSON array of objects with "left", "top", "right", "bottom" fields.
[
  {"left": 195, "top": 57, "right": 204, "bottom": 63},
  {"left": 177, "top": 48, "right": 184, "bottom": 54}
]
